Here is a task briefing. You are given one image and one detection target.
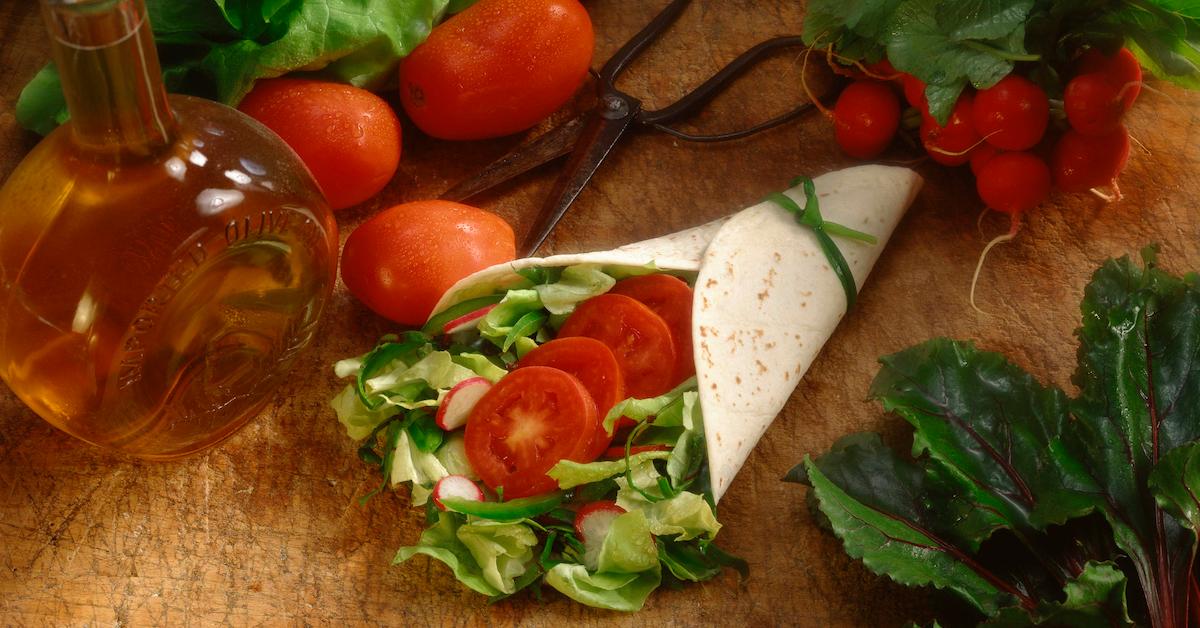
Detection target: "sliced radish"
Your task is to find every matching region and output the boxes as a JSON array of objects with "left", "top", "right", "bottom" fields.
[
  {"left": 574, "top": 501, "right": 626, "bottom": 571},
  {"left": 436, "top": 377, "right": 493, "bottom": 430},
  {"left": 432, "top": 474, "right": 484, "bottom": 511},
  {"left": 442, "top": 304, "right": 497, "bottom": 335}
]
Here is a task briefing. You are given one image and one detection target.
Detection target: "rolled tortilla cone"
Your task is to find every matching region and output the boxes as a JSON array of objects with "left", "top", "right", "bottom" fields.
[{"left": 695, "top": 165, "right": 923, "bottom": 502}]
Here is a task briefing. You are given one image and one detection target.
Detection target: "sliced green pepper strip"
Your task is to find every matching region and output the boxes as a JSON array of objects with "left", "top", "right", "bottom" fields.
[
  {"left": 503, "top": 310, "right": 547, "bottom": 351},
  {"left": 356, "top": 332, "right": 431, "bottom": 410},
  {"left": 421, "top": 294, "right": 505, "bottom": 335},
  {"left": 440, "top": 491, "right": 566, "bottom": 520},
  {"left": 766, "top": 177, "right": 875, "bottom": 310}
]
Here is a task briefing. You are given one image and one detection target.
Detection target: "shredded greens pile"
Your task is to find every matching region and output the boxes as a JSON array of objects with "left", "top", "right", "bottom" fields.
[
  {"left": 332, "top": 264, "right": 744, "bottom": 611},
  {"left": 17, "top": 0, "right": 479, "bottom": 135},
  {"left": 789, "top": 248, "right": 1200, "bottom": 627},
  {"left": 803, "top": 0, "right": 1200, "bottom": 123}
]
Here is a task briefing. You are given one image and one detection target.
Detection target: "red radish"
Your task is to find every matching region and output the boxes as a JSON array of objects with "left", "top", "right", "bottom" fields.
[
  {"left": 972, "top": 75, "right": 1049, "bottom": 150},
  {"left": 602, "top": 444, "right": 670, "bottom": 459},
  {"left": 574, "top": 501, "right": 626, "bottom": 570},
  {"left": 969, "top": 144, "right": 999, "bottom": 177},
  {"left": 969, "top": 151, "right": 1051, "bottom": 312},
  {"left": 920, "top": 93, "right": 980, "bottom": 166},
  {"left": 901, "top": 73, "right": 927, "bottom": 110},
  {"left": 442, "top": 304, "right": 497, "bottom": 335},
  {"left": 432, "top": 474, "right": 484, "bottom": 511},
  {"left": 976, "top": 152, "right": 1051, "bottom": 215},
  {"left": 1064, "top": 73, "right": 1128, "bottom": 136},
  {"left": 833, "top": 80, "right": 901, "bottom": 159},
  {"left": 1052, "top": 126, "right": 1131, "bottom": 195},
  {"left": 1077, "top": 47, "right": 1142, "bottom": 109},
  {"left": 436, "top": 377, "right": 493, "bottom": 430}
]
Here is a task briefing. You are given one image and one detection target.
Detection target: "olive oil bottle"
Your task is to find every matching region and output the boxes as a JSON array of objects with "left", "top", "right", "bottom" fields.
[{"left": 0, "top": 0, "right": 339, "bottom": 458}]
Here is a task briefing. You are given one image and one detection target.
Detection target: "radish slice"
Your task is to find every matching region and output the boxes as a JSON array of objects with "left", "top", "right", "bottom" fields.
[
  {"left": 574, "top": 501, "right": 626, "bottom": 571},
  {"left": 432, "top": 475, "right": 484, "bottom": 511},
  {"left": 436, "top": 377, "right": 493, "bottom": 430},
  {"left": 443, "top": 304, "right": 497, "bottom": 335}
]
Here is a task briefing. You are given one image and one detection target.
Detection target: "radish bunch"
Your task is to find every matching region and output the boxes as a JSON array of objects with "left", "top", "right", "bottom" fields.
[{"left": 831, "top": 48, "right": 1138, "bottom": 213}]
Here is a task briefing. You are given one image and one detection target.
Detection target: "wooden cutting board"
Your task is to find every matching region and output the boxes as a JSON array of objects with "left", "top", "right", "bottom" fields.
[{"left": 2, "top": 1, "right": 1198, "bottom": 625}]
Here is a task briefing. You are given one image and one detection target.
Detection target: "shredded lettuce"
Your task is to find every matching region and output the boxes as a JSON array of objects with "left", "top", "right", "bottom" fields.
[
  {"left": 393, "top": 512, "right": 503, "bottom": 597},
  {"left": 548, "top": 451, "right": 672, "bottom": 489},
  {"left": 389, "top": 429, "right": 449, "bottom": 502},
  {"left": 456, "top": 519, "right": 538, "bottom": 594},
  {"left": 614, "top": 459, "right": 721, "bottom": 541},
  {"left": 603, "top": 377, "right": 698, "bottom": 434},
  {"left": 534, "top": 265, "right": 616, "bottom": 315},
  {"left": 544, "top": 512, "right": 663, "bottom": 614}
]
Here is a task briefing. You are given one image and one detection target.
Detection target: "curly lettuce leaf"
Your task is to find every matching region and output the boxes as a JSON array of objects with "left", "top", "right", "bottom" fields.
[
  {"left": 394, "top": 512, "right": 506, "bottom": 597},
  {"left": 455, "top": 519, "right": 538, "bottom": 595},
  {"left": 548, "top": 451, "right": 672, "bottom": 490},
  {"left": 534, "top": 264, "right": 616, "bottom": 315},
  {"left": 545, "top": 511, "right": 662, "bottom": 612}
]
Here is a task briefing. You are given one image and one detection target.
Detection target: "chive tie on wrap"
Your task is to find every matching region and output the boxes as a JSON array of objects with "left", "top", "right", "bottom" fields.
[{"left": 764, "top": 177, "right": 877, "bottom": 309}]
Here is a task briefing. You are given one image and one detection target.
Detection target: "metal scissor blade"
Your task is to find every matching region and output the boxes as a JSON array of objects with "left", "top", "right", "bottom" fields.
[
  {"left": 439, "top": 116, "right": 588, "bottom": 202},
  {"left": 520, "top": 101, "right": 640, "bottom": 257}
]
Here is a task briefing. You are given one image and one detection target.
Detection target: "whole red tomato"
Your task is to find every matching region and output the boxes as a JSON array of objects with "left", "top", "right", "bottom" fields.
[
  {"left": 340, "top": 201, "right": 516, "bottom": 325},
  {"left": 238, "top": 79, "right": 401, "bottom": 210},
  {"left": 399, "top": 0, "right": 594, "bottom": 140}
]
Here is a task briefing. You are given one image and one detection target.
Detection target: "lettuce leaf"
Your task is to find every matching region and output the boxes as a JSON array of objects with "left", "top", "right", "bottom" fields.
[
  {"left": 533, "top": 265, "right": 616, "bottom": 315},
  {"left": 545, "top": 513, "right": 662, "bottom": 612},
  {"left": 547, "top": 451, "right": 672, "bottom": 489},
  {"left": 456, "top": 519, "right": 538, "bottom": 594},
  {"left": 17, "top": 0, "right": 466, "bottom": 134}
]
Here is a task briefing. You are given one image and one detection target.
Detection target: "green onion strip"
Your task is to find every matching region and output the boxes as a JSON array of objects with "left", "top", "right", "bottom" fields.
[{"left": 765, "top": 177, "right": 877, "bottom": 309}]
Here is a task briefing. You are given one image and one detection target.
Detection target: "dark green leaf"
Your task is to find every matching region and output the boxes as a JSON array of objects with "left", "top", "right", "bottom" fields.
[
  {"left": 15, "top": 65, "right": 68, "bottom": 137},
  {"left": 1149, "top": 441, "right": 1200, "bottom": 535},
  {"left": 981, "top": 561, "right": 1134, "bottom": 627},
  {"left": 407, "top": 413, "right": 444, "bottom": 453},
  {"left": 657, "top": 538, "right": 722, "bottom": 582},
  {"left": 871, "top": 339, "right": 1097, "bottom": 533},
  {"left": 802, "top": 434, "right": 1027, "bottom": 614}
]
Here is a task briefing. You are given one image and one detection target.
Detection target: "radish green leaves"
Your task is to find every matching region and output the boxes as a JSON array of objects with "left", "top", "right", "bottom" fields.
[{"left": 790, "top": 250, "right": 1200, "bottom": 627}]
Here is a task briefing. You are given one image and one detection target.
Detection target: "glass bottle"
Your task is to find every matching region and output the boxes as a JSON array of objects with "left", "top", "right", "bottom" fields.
[{"left": 0, "top": 0, "right": 339, "bottom": 459}]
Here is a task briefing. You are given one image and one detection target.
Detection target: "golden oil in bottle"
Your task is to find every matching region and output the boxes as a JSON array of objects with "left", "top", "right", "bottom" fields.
[{"left": 0, "top": 0, "right": 338, "bottom": 458}]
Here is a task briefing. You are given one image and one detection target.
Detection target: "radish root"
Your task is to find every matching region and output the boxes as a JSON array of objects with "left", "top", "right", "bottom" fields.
[
  {"left": 800, "top": 45, "right": 835, "bottom": 119},
  {"left": 926, "top": 130, "right": 1001, "bottom": 158},
  {"left": 970, "top": 215, "right": 1021, "bottom": 314}
]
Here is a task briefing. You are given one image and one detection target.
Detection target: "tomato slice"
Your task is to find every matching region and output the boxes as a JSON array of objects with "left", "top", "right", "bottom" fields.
[
  {"left": 557, "top": 293, "right": 677, "bottom": 399},
  {"left": 609, "top": 274, "right": 695, "bottom": 384},
  {"left": 517, "top": 337, "right": 625, "bottom": 458},
  {"left": 464, "top": 366, "right": 598, "bottom": 499}
]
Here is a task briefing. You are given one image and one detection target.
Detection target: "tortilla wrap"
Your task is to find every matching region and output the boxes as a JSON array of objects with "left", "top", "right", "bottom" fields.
[{"left": 426, "top": 165, "right": 923, "bottom": 503}]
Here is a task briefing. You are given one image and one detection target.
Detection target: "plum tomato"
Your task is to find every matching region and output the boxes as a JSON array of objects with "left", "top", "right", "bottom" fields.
[
  {"left": 464, "top": 366, "right": 599, "bottom": 499},
  {"left": 517, "top": 337, "right": 625, "bottom": 458},
  {"left": 238, "top": 78, "right": 401, "bottom": 210},
  {"left": 558, "top": 293, "right": 677, "bottom": 399},
  {"left": 609, "top": 274, "right": 695, "bottom": 383},
  {"left": 340, "top": 200, "right": 515, "bottom": 325},
  {"left": 1052, "top": 126, "right": 1131, "bottom": 193},
  {"left": 920, "top": 93, "right": 980, "bottom": 167},
  {"left": 972, "top": 75, "right": 1049, "bottom": 151},
  {"left": 399, "top": 0, "right": 594, "bottom": 140},
  {"left": 976, "top": 151, "right": 1051, "bottom": 215},
  {"left": 833, "top": 80, "right": 901, "bottom": 159}
]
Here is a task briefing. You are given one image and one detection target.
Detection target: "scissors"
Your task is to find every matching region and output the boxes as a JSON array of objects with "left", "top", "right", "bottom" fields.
[{"left": 439, "top": 0, "right": 835, "bottom": 256}]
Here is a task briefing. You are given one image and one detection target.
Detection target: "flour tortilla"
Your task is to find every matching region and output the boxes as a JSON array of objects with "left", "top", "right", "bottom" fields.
[
  {"left": 425, "top": 165, "right": 923, "bottom": 503},
  {"left": 695, "top": 165, "right": 923, "bottom": 501}
]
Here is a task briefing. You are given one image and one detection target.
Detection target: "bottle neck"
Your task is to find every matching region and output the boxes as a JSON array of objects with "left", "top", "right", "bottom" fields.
[{"left": 42, "top": 0, "right": 176, "bottom": 156}]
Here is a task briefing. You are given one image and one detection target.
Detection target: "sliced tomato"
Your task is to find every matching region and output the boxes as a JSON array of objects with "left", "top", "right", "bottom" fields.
[
  {"left": 609, "top": 274, "right": 695, "bottom": 384},
  {"left": 464, "top": 366, "right": 598, "bottom": 499},
  {"left": 557, "top": 293, "right": 678, "bottom": 399},
  {"left": 517, "top": 337, "right": 624, "bottom": 458}
]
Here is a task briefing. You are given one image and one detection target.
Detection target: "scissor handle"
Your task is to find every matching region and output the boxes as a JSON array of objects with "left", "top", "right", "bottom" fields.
[
  {"left": 599, "top": 0, "right": 692, "bottom": 85},
  {"left": 639, "top": 35, "right": 807, "bottom": 126}
]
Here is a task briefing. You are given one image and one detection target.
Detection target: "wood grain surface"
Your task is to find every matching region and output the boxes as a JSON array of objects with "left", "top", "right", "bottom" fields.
[{"left": 2, "top": 1, "right": 1198, "bottom": 625}]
